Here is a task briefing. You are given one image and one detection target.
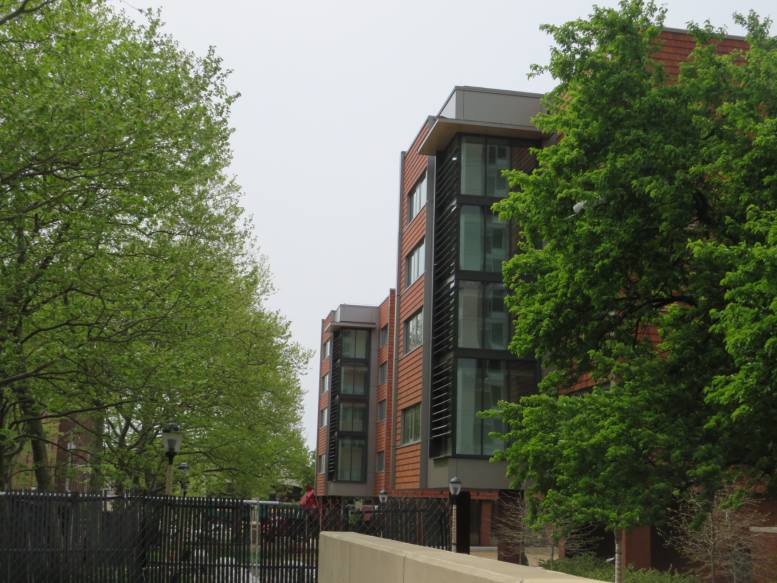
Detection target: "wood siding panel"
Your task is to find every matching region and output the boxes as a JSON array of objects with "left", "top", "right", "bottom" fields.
[
  {"left": 401, "top": 123, "right": 430, "bottom": 230},
  {"left": 395, "top": 443, "right": 421, "bottom": 489}
]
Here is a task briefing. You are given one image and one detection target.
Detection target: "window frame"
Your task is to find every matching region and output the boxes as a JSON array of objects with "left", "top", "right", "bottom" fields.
[
  {"left": 378, "top": 399, "right": 387, "bottom": 422},
  {"left": 406, "top": 172, "right": 427, "bottom": 227},
  {"left": 404, "top": 309, "right": 424, "bottom": 355},
  {"left": 401, "top": 404, "right": 422, "bottom": 445},
  {"left": 376, "top": 451, "right": 385, "bottom": 473},
  {"left": 379, "top": 325, "right": 389, "bottom": 347},
  {"left": 339, "top": 401, "right": 367, "bottom": 433},
  {"left": 321, "top": 372, "right": 330, "bottom": 394},
  {"left": 405, "top": 239, "right": 425, "bottom": 289},
  {"left": 322, "top": 338, "right": 331, "bottom": 360},
  {"left": 317, "top": 453, "right": 326, "bottom": 474},
  {"left": 379, "top": 362, "right": 388, "bottom": 385},
  {"left": 319, "top": 407, "right": 328, "bottom": 428},
  {"left": 336, "top": 436, "right": 367, "bottom": 482}
]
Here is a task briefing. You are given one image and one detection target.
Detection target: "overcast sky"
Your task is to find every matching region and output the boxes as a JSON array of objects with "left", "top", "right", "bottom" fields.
[{"left": 119, "top": 0, "right": 773, "bottom": 450}]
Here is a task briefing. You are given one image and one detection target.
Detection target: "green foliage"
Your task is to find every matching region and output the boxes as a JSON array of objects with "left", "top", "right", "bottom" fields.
[
  {"left": 540, "top": 555, "right": 699, "bottom": 583},
  {"left": 489, "top": 0, "right": 777, "bottom": 534},
  {"left": 0, "top": 0, "right": 310, "bottom": 495}
]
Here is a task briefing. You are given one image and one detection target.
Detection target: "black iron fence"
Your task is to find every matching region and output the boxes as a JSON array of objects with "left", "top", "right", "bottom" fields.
[
  {"left": 0, "top": 491, "right": 317, "bottom": 583},
  {"left": 319, "top": 496, "right": 452, "bottom": 551},
  {"left": 0, "top": 491, "right": 455, "bottom": 583}
]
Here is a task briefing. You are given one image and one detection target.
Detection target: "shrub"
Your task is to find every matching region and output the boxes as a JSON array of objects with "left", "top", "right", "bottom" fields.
[{"left": 538, "top": 554, "right": 699, "bottom": 583}]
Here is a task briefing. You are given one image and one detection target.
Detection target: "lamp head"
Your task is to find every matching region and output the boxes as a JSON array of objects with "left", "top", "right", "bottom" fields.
[
  {"left": 177, "top": 462, "right": 190, "bottom": 476},
  {"left": 449, "top": 477, "right": 462, "bottom": 498},
  {"left": 161, "top": 423, "right": 183, "bottom": 461},
  {"left": 379, "top": 490, "right": 388, "bottom": 504}
]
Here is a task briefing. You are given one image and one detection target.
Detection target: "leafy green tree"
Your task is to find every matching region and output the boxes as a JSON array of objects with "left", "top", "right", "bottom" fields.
[
  {"left": 0, "top": 1, "right": 310, "bottom": 494},
  {"left": 489, "top": 2, "right": 777, "bottom": 580}
]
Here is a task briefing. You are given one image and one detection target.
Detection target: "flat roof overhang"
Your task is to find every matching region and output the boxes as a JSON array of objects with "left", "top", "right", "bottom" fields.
[
  {"left": 417, "top": 117, "right": 551, "bottom": 156},
  {"left": 324, "top": 321, "right": 377, "bottom": 333}
]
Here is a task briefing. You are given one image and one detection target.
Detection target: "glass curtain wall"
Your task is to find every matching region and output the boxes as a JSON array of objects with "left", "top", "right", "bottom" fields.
[
  {"left": 458, "top": 282, "right": 510, "bottom": 350},
  {"left": 459, "top": 206, "right": 512, "bottom": 272},
  {"left": 335, "top": 327, "right": 370, "bottom": 481},
  {"left": 455, "top": 359, "right": 536, "bottom": 456},
  {"left": 431, "top": 134, "right": 540, "bottom": 459}
]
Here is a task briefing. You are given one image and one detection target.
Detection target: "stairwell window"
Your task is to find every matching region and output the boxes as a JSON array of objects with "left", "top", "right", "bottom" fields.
[
  {"left": 407, "top": 173, "right": 426, "bottom": 226},
  {"left": 378, "top": 399, "right": 387, "bottom": 422},
  {"left": 401, "top": 404, "right": 422, "bottom": 444},
  {"left": 321, "top": 372, "right": 330, "bottom": 394},
  {"left": 380, "top": 325, "right": 389, "bottom": 347},
  {"left": 319, "top": 407, "right": 328, "bottom": 428},
  {"left": 323, "top": 338, "right": 330, "bottom": 359},
  {"left": 376, "top": 451, "right": 385, "bottom": 473},
  {"left": 404, "top": 310, "right": 423, "bottom": 354},
  {"left": 317, "top": 454, "right": 326, "bottom": 474},
  {"left": 405, "top": 240, "right": 425, "bottom": 289},
  {"left": 379, "top": 362, "right": 387, "bottom": 385}
]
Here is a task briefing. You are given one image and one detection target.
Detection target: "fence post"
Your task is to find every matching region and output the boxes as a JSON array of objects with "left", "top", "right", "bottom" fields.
[{"left": 455, "top": 491, "right": 471, "bottom": 554}]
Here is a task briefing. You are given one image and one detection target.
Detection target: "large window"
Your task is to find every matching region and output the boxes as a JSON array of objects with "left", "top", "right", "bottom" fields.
[
  {"left": 339, "top": 402, "right": 367, "bottom": 432},
  {"left": 404, "top": 310, "right": 423, "bottom": 354},
  {"left": 321, "top": 372, "right": 330, "bottom": 394},
  {"left": 377, "top": 399, "right": 387, "bottom": 422},
  {"left": 405, "top": 240, "right": 425, "bottom": 289},
  {"left": 337, "top": 437, "right": 366, "bottom": 481},
  {"left": 401, "top": 404, "right": 422, "bottom": 444},
  {"left": 380, "top": 325, "right": 389, "bottom": 347},
  {"left": 341, "top": 329, "right": 369, "bottom": 359},
  {"left": 376, "top": 451, "right": 385, "bottom": 473},
  {"left": 341, "top": 364, "right": 369, "bottom": 395},
  {"left": 458, "top": 282, "right": 510, "bottom": 350},
  {"left": 407, "top": 173, "right": 427, "bottom": 226},
  {"left": 459, "top": 206, "right": 512, "bottom": 272},
  {"left": 460, "top": 136, "right": 513, "bottom": 198},
  {"left": 455, "top": 359, "right": 536, "bottom": 456}
]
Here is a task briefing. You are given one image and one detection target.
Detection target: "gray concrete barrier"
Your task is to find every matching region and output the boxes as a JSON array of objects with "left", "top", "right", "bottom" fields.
[{"left": 319, "top": 532, "right": 601, "bottom": 583}]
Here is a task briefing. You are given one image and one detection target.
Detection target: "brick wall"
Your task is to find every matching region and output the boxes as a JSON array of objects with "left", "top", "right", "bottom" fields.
[
  {"left": 374, "top": 291, "right": 396, "bottom": 496},
  {"left": 316, "top": 312, "right": 333, "bottom": 494},
  {"left": 394, "top": 122, "right": 431, "bottom": 491}
]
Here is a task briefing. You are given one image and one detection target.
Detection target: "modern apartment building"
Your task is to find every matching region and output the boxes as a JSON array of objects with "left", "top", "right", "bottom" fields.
[{"left": 315, "top": 28, "right": 752, "bottom": 563}]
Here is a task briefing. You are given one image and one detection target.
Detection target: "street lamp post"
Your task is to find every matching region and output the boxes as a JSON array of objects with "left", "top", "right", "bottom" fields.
[
  {"left": 161, "top": 423, "right": 184, "bottom": 495},
  {"left": 177, "top": 462, "right": 190, "bottom": 497},
  {"left": 449, "top": 477, "right": 462, "bottom": 553},
  {"left": 379, "top": 490, "right": 388, "bottom": 539}
]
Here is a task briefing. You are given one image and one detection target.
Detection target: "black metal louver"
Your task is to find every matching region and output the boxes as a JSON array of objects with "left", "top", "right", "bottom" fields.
[
  {"left": 429, "top": 148, "right": 460, "bottom": 449},
  {"left": 326, "top": 331, "right": 342, "bottom": 481}
]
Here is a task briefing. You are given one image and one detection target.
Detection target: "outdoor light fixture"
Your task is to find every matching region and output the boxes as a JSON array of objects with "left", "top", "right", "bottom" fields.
[
  {"left": 448, "top": 477, "right": 462, "bottom": 500},
  {"left": 449, "top": 477, "right": 462, "bottom": 553},
  {"left": 177, "top": 462, "right": 190, "bottom": 476},
  {"left": 161, "top": 423, "right": 184, "bottom": 464},
  {"left": 379, "top": 490, "right": 388, "bottom": 504},
  {"left": 161, "top": 423, "right": 184, "bottom": 495}
]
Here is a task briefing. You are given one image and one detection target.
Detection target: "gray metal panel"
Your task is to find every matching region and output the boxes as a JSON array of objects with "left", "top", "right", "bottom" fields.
[
  {"left": 460, "top": 88, "right": 543, "bottom": 127},
  {"left": 427, "top": 457, "right": 513, "bottom": 490},
  {"left": 439, "top": 92, "right": 457, "bottom": 119},
  {"left": 335, "top": 305, "right": 379, "bottom": 325},
  {"left": 390, "top": 151, "right": 406, "bottom": 490},
  {"left": 419, "top": 153, "right": 436, "bottom": 489}
]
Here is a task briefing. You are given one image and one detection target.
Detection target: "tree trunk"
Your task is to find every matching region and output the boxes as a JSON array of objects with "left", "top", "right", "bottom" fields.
[
  {"left": 88, "top": 415, "right": 105, "bottom": 492},
  {"left": 17, "top": 392, "right": 53, "bottom": 491},
  {"left": 614, "top": 529, "right": 624, "bottom": 583}
]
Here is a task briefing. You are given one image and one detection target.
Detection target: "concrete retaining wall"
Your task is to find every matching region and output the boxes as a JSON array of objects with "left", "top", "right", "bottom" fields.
[{"left": 319, "top": 532, "right": 601, "bottom": 583}]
